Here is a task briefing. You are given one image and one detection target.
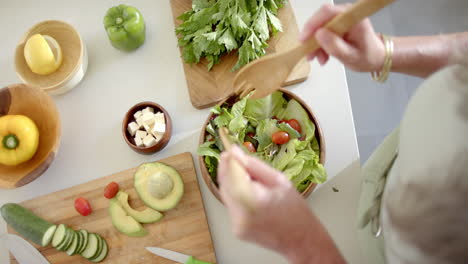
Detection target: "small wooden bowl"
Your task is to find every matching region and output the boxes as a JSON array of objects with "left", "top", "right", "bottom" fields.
[
  {"left": 122, "top": 102, "right": 172, "bottom": 154},
  {"left": 0, "top": 84, "right": 61, "bottom": 189},
  {"left": 199, "top": 89, "right": 326, "bottom": 203},
  {"left": 15, "top": 20, "right": 87, "bottom": 95}
]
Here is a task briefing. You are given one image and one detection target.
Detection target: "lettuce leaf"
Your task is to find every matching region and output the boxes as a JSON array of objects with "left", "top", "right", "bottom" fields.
[
  {"left": 255, "top": 119, "right": 280, "bottom": 152},
  {"left": 197, "top": 141, "right": 220, "bottom": 160},
  {"left": 278, "top": 122, "right": 301, "bottom": 139},
  {"left": 271, "top": 139, "right": 298, "bottom": 171},
  {"left": 281, "top": 99, "right": 316, "bottom": 142},
  {"left": 244, "top": 91, "right": 287, "bottom": 126}
]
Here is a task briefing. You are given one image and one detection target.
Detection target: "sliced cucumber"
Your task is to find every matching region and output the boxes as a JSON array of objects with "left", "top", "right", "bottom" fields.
[
  {"left": 57, "top": 228, "right": 74, "bottom": 251},
  {"left": 66, "top": 231, "right": 81, "bottom": 256},
  {"left": 51, "top": 224, "right": 67, "bottom": 247},
  {"left": 78, "top": 230, "right": 89, "bottom": 254},
  {"left": 75, "top": 231, "right": 84, "bottom": 254},
  {"left": 90, "top": 238, "right": 108, "bottom": 263},
  {"left": 88, "top": 235, "right": 103, "bottom": 260},
  {"left": 0, "top": 203, "right": 57, "bottom": 247},
  {"left": 81, "top": 233, "right": 99, "bottom": 259}
]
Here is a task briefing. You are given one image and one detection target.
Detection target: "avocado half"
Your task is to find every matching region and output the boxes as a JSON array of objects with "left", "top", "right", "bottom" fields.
[{"left": 134, "top": 162, "right": 184, "bottom": 212}]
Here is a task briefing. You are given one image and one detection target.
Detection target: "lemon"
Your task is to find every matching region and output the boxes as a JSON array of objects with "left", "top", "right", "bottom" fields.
[{"left": 24, "top": 34, "right": 63, "bottom": 75}]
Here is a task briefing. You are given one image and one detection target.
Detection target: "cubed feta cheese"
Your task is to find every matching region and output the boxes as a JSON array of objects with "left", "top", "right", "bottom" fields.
[
  {"left": 141, "top": 112, "right": 155, "bottom": 126},
  {"left": 135, "top": 130, "right": 147, "bottom": 139},
  {"left": 143, "top": 134, "right": 156, "bottom": 147},
  {"left": 134, "top": 136, "right": 144, "bottom": 147},
  {"left": 152, "top": 123, "right": 165, "bottom": 139},
  {"left": 143, "top": 124, "right": 152, "bottom": 133},
  {"left": 153, "top": 112, "right": 165, "bottom": 125},
  {"left": 133, "top": 110, "right": 143, "bottom": 120},
  {"left": 136, "top": 116, "right": 145, "bottom": 127},
  {"left": 142, "top": 107, "right": 154, "bottom": 115},
  {"left": 127, "top": 122, "right": 139, "bottom": 136}
]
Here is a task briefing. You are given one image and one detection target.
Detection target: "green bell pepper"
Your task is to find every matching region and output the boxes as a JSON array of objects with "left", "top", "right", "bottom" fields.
[{"left": 104, "top": 4, "right": 146, "bottom": 51}]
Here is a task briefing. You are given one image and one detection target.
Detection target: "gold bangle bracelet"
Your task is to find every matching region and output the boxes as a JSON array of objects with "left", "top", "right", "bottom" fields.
[{"left": 371, "top": 34, "right": 394, "bottom": 83}]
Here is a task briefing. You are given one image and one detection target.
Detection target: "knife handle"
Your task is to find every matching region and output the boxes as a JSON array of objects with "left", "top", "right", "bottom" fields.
[{"left": 185, "top": 256, "right": 214, "bottom": 264}]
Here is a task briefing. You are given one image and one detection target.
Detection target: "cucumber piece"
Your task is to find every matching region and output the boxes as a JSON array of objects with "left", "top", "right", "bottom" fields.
[
  {"left": 51, "top": 224, "right": 67, "bottom": 247},
  {"left": 1, "top": 203, "right": 56, "bottom": 246},
  {"left": 66, "top": 231, "right": 80, "bottom": 256},
  {"left": 81, "top": 233, "right": 99, "bottom": 259},
  {"left": 75, "top": 231, "right": 84, "bottom": 254},
  {"left": 88, "top": 235, "right": 104, "bottom": 260},
  {"left": 78, "top": 230, "right": 89, "bottom": 254},
  {"left": 90, "top": 238, "right": 108, "bottom": 263},
  {"left": 57, "top": 228, "right": 74, "bottom": 251}
]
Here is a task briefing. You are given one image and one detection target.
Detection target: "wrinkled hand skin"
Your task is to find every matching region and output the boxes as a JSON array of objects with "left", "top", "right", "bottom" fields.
[
  {"left": 300, "top": 4, "right": 385, "bottom": 72},
  {"left": 218, "top": 146, "right": 346, "bottom": 264}
]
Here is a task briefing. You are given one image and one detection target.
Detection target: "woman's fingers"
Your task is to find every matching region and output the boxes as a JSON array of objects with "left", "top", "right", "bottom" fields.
[
  {"left": 315, "top": 28, "right": 358, "bottom": 65},
  {"left": 230, "top": 146, "right": 290, "bottom": 188},
  {"left": 300, "top": 4, "right": 349, "bottom": 42}
]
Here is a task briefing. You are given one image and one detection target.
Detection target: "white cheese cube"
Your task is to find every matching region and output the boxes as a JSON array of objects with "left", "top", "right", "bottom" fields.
[
  {"left": 135, "top": 130, "right": 147, "bottom": 139},
  {"left": 143, "top": 134, "right": 156, "bottom": 147},
  {"left": 127, "top": 122, "right": 139, "bottom": 136},
  {"left": 136, "top": 116, "right": 145, "bottom": 127},
  {"left": 133, "top": 110, "right": 143, "bottom": 120},
  {"left": 142, "top": 107, "right": 154, "bottom": 115},
  {"left": 141, "top": 112, "right": 155, "bottom": 126},
  {"left": 152, "top": 123, "right": 166, "bottom": 139},
  {"left": 143, "top": 123, "right": 152, "bottom": 133},
  {"left": 153, "top": 112, "right": 165, "bottom": 125},
  {"left": 134, "top": 136, "right": 144, "bottom": 147}
]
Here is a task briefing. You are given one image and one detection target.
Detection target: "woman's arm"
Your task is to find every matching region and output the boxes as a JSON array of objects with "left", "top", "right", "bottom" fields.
[
  {"left": 302, "top": 4, "right": 468, "bottom": 78},
  {"left": 391, "top": 32, "right": 468, "bottom": 77},
  {"left": 218, "top": 146, "right": 346, "bottom": 264}
]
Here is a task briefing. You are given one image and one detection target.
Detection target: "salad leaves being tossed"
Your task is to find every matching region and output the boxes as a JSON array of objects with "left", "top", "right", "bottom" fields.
[
  {"left": 176, "top": 0, "right": 286, "bottom": 71},
  {"left": 198, "top": 91, "right": 327, "bottom": 193}
]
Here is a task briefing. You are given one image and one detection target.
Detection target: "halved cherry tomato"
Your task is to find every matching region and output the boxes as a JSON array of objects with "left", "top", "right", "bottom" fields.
[
  {"left": 287, "top": 119, "right": 302, "bottom": 134},
  {"left": 74, "top": 197, "right": 92, "bottom": 216},
  {"left": 243, "top": 141, "right": 256, "bottom": 153},
  {"left": 271, "top": 131, "right": 290, "bottom": 145},
  {"left": 104, "top": 182, "right": 120, "bottom": 199}
]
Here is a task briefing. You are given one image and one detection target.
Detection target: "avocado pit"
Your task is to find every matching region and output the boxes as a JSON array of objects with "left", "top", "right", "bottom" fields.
[{"left": 148, "top": 172, "right": 174, "bottom": 199}]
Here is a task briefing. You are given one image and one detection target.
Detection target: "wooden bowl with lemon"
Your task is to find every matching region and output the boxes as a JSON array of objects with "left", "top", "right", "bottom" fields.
[
  {"left": 15, "top": 20, "right": 87, "bottom": 95},
  {"left": 0, "top": 84, "right": 61, "bottom": 189}
]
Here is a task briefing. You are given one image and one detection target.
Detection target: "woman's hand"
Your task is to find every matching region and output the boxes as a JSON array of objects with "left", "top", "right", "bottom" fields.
[
  {"left": 301, "top": 4, "right": 385, "bottom": 72},
  {"left": 218, "top": 146, "right": 345, "bottom": 264}
]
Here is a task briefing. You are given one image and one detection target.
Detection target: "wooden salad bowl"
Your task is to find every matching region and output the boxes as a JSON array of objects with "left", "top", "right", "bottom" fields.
[
  {"left": 198, "top": 88, "right": 326, "bottom": 203},
  {"left": 15, "top": 20, "right": 85, "bottom": 94},
  {"left": 0, "top": 84, "right": 61, "bottom": 189}
]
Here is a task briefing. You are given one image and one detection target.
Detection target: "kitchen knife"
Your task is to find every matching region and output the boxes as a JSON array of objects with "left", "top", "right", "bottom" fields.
[
  {"left": 146, "top": 247, "right": 213, "bottom": 264},
  {"left": 4, "top": 234, "right": 50, "bottom": 264}
]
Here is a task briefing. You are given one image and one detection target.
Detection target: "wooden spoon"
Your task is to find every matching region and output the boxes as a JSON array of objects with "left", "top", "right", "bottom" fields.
[
  {"left": 219, "top": 127, "right": 256, "bottom": 212},
  {"left": 233, "top": 0, "right": 396, "bottom": 99}
]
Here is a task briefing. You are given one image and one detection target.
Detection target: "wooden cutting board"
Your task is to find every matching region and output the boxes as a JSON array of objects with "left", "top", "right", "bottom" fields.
[
  {"left": 8, "top": 152, "right": 217, "bottom": 264},
  {"left": 170, "top": 0, "right": 311, "bottom": 109}
]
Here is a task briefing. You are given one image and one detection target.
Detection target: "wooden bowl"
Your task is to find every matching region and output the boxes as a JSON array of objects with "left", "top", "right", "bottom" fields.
[
  {"left": 0, "top": 84, "right": 61, "bottom": 189},
  {"left": 122, "top": 102, "right": 173, "bottom": 154},
  {"left": 198, "top": 89, "right": 326, "bottom": 203},
  {"left": 15, "top": 20, "right": 87, "bottom": 95}
]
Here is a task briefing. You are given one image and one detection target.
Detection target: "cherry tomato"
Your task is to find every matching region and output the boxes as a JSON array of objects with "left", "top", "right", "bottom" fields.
[
  {"left": 243, "top": 141, "right": 256, "bottom": 153},
  {"left": 74, "top": 197, "right": 92, "bottom": 216},
  {"left": 272, "top": 116, "right": 279, "bottom": 121},
  {"left": 271, "top": 131, "right": 290, "bottom": 145},
  {"left": 247, "top": 132, "right": 255, "bottom": 138},
  {"left": 287, "top": 119, "right": 302, "bottom": 134},
  {"left": 104, "top": 182, "right": 120, "bottom": 199}
]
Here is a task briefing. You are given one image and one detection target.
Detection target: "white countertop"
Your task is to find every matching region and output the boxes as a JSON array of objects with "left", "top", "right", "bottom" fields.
[{"left": 0, "top": 0, "right": 363, "bottom": 263}]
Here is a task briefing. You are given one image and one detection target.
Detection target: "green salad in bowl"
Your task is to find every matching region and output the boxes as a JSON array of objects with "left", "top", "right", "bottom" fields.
[{"left": 198, "top": 90, "right": 327, "bottom": 198}]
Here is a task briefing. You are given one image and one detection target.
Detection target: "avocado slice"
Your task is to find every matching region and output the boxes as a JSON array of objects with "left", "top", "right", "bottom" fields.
[
  {"left": 108, "top": 198, "right": 147, "bottom": 237},
  {"left": 134, "top": 162, "right": 184, "bottom": 212},
  {"left": 116, "top": 191, "right": 163, "bottom": 224}
]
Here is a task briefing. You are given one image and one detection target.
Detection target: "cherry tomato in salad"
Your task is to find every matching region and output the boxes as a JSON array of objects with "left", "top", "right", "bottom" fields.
[
  {"left": 104, "top": 182, "right": 120, "bottom": 199},
  {"left": 271, "top": 131, "right": 290, "bottom": 145},
  {"left": 287, "top": 119, "right": 302, "bottom": 134},
  {"left": 272, "top": 116, "right": 279, "bottom": 121},
  {"left": 74, "top": 197, "right": 92, "bottom": 216},
  {"left": 243, "top": 141, "right": 257, "bottom": 153},
  {"left": 247, "top": 132, "right": 255, "bottom": 138}
]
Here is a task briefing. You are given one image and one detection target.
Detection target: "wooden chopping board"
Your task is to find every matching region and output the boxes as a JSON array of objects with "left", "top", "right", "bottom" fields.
[
  {"left": 170, "top": 0, "right": 311, "bottom": 109},
  {"left": 8, "top": 152, "right": 217, "bottom": 264}
]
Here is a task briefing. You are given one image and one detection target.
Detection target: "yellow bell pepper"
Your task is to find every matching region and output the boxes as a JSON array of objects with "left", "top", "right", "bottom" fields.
[{"left": 0, "top": 115, "right": 39, "bottom": 166}]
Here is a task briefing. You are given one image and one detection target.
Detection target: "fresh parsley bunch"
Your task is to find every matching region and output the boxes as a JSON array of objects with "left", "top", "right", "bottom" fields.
[{"left": 176, "top": 0, "right": 286, "bottom": 71}]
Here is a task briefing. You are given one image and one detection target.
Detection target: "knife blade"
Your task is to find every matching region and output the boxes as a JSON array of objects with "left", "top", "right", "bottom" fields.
[
  {"left": 4, "top": 234, "right": 50, "bottom": 264},
  {"left": 145, "top": 247, "right": 213, "bottom": 264}
]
